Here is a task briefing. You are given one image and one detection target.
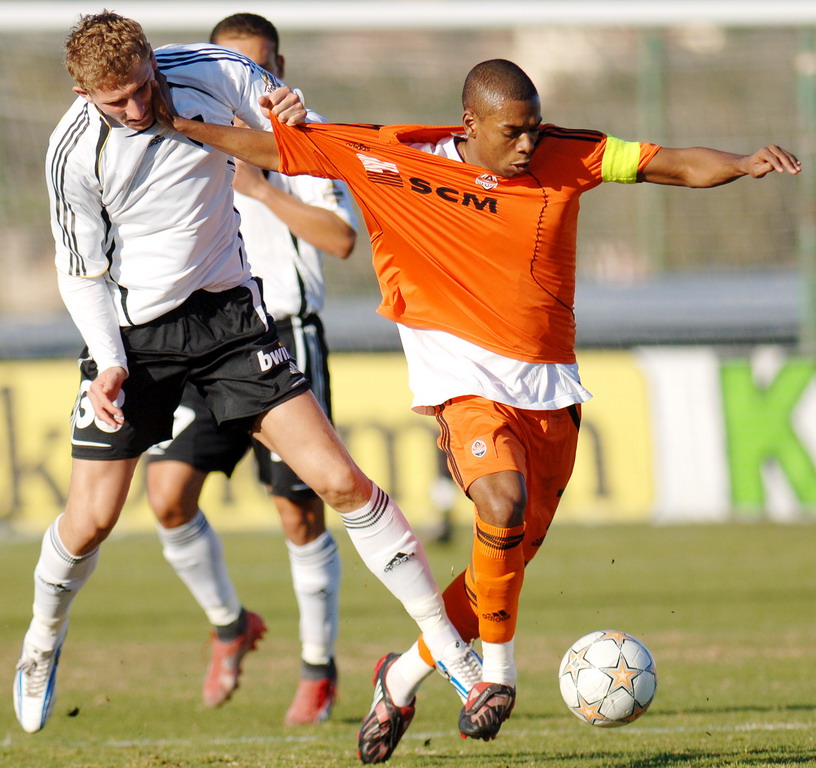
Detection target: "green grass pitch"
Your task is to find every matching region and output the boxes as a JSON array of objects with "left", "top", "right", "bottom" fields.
[{"left": 0, "top": 522, "right": 814, "bottom": 767}]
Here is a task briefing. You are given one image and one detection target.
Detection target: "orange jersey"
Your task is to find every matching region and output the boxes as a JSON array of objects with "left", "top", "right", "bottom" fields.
[{"left": 274, "top": 121, "right": 659, "bottom": 364}]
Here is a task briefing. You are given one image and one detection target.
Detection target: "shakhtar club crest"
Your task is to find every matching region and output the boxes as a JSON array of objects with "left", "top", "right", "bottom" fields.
[{"left": 475, "top": 173, "right": 498, "bottom": 190}]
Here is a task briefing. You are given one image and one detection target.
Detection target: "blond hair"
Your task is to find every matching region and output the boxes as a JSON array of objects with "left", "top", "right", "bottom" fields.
[{"left": 65, "top": 10, "right": 152, "bottom": 92}]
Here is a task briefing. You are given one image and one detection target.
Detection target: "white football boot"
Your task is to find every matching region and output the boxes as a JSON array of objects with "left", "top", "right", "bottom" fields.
[
  {"left": 435, "top": 641, "right": 483, "bottom": 702},
  {"left": 13, "top": 626, "right": 67, "bottom": 733}
]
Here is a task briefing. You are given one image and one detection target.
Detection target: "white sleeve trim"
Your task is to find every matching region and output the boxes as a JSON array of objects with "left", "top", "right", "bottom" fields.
[{"left": 57, "top": 271, "right": 128, "bottom": 375}]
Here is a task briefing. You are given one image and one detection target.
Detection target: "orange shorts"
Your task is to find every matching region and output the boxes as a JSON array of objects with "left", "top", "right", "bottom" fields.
[{"left": 434, "top": 395, "right": 581, "bottom": 561}]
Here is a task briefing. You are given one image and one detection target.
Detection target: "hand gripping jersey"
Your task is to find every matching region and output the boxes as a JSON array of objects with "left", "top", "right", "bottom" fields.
[
  {"left": 46, "top": 44, "right": 284, "bottom": 328},
  {"left": 273, "top": 122, "right": 660, "bottom": 365}
]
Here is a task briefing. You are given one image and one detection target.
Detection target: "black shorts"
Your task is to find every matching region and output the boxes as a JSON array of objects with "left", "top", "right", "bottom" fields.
[
  {"left": 70, "top": 283, "right": 311, "bottom": 461},
  {"left": 144, "top": 313, "right": 332, "bottom": 500}
]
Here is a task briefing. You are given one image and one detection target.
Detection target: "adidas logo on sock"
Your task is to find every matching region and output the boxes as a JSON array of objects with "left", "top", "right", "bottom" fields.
[
  {"left": 481, "top": 610, "right": 511, "bottom": 623},
  {"left": 384, "top": 551, "right": 415, "bottom": 573}
]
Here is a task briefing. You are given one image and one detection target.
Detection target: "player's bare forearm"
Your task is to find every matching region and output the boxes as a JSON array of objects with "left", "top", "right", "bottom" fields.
[
  {"left": 150, "top": 73, "right": 295, "bottom": 170},
  {"left": 180, "top": 119, "right": 281, "bottom": 171},
  {"left": 640, "top": 145, "right": 801, "bottom": 187}
]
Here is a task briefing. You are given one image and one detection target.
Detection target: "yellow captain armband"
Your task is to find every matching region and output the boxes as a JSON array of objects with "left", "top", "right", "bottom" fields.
[{"left": 601, "top": 136, "right": 642, "bottom": 184}]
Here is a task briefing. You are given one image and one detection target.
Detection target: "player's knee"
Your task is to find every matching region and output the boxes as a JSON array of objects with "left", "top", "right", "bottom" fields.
[
  {"left": 61, "top": 513, "right": 116, "bottom": 553},
  {"left": 145, "top": 478, "right": 199, "bottom": 528},
  {"left": 275, "top": 495, "right": 326, "bottom": 544},
  {"left": 474, "top": 488, "right": 527, "bottom": 528},
  {"left": 146, "top": 486, "right": 175, "bottom": 522},
  {"left": 146, "top": 489, "right": 197, "bottom": 529},
  {"left": 154, "top": 506, "right": 195, "bottom": 528},
  {"left": 309, "top": 463, "right": 370, "bottom": 512},
  {"left": 470, "top": 471, "right": 527, "bottom": 528}
]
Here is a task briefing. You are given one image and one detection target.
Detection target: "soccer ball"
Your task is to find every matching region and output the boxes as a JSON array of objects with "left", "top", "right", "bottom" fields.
[{"left": 558, "top": 629, "right": 657, "bottom": 727}]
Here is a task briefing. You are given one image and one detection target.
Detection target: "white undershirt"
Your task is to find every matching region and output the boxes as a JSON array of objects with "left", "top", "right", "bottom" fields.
[{"left": 400, "top": 135, "right": 592, "bottom": 414}]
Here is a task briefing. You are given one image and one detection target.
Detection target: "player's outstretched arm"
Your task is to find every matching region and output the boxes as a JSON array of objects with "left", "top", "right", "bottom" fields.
[
  {"left": 151, "top": 73, "right": 303, "bottom": 171},
  {"left": 639, "top": 145, "right": 801, "bottom": 188}
]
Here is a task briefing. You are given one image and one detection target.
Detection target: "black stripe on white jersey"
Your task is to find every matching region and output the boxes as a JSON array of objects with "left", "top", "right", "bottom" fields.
[
  {"left": 93, "top": 119, "right": 111, "bottom": 184},
  {"left": 156, "top": 47, "right": 256, "bottom": 73},
  {"left": 156, "top": 48, "right": 282, "bottom": 91},
  {"left": 49, "top": 105, "right": 92, "bottom": 276},
  {"left": 166, "top": 82, "right": 230, "bottom": 130},
  {"left": 156, "top": 45, "right": 250, "bottom": 62},
  {"left": 95, "top": 205, "right": 136, "bottom": 325}
]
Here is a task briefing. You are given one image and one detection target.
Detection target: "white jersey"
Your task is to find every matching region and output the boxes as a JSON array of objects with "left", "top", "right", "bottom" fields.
[
  {"left": 235, "top": 145, "right": 357, "bottom": 318},
  {"left": 46, "top": 44, "right": 283, "bottom": 329},
  {"left": 399, "top": 136, "right": 593, "bottom": 414}
]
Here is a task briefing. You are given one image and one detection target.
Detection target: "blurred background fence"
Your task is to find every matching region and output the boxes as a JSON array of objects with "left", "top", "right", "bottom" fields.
[
  {"left": 1, "top": 0, "right": 815, "bottom": 354},
  {"left": 0, "top": 2, "right": 814, "bottom": 529}
]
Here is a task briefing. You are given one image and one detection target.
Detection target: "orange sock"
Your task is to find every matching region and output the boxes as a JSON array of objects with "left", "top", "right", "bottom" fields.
[
  {"left": 417, "top": 636, "right": 434, "bottom": 668},
  {"left": 417, "top": 519, "right": 525, "bottom": 662},
  {"left": 472, "top": 518, "right": 525, "bottom": 644},
  {"left": 417, "top": 569, "right": 479, "bottom": 667}
]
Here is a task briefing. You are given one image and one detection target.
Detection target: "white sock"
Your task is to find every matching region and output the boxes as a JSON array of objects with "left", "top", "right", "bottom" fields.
[
  {"left": 481, "top": 638, "right": 517, "bottom": 687},
  {"left": 156, "top": 509, "right": 242, "bottom": 627},
  {"left": 340, "top": 484, "right": 463, "bottom": 659},
  {"left": 286, "top": 530, "right": 341, "bottom": 665},
  {"left": 28, "top": 515, "right": 99, "bottom": 649},
  {"left": 385, "top": 641, "right": 435, "bottom": 707}
]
